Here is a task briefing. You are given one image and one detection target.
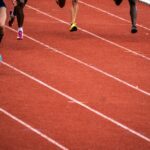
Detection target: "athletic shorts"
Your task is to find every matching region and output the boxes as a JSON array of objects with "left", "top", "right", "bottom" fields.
[{"left": 0, "top": 0, "right": 6, "bottom": 8}]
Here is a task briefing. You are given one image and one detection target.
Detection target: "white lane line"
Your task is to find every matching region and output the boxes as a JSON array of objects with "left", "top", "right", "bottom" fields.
[
  {"left": 0, "top": 108, "right": 69, "bottom": 150},
  {"left": 139, "top": 0, "right": 150, "bottom": 5},
  {"left": 5, "top": 26, "right": 150, "bottom": 96},
  {"left": 26, "top": 5, "right": 150, "bottom": 61},
  {"left": 79, "top": 0, "right": 150, "bottom": 31},
  {"left": 0, "top": 62, "right": 150, "bottom": 143}
]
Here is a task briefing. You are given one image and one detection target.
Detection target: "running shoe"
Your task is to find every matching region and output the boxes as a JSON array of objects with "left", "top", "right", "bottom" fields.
[
  {"left": 131, "top": 25, "right": 138, "bottom": 33},
  {"left": 8, "top": 11, "right": 15, "bottom": 27},
  {"left": 0, "top": 54, "right": 2, "bottom": 62},
  {"left": 114, "top": 0, "right": 123, "bottom": 5},
  {"left": 70, "top": 23, "right": 78, "bottom": 32},
  {"left": 56, "top": 0, "right": 66, "bottom": 8},
  {"left": 17, "top": 31, "right": 23, "bottom": 40}
]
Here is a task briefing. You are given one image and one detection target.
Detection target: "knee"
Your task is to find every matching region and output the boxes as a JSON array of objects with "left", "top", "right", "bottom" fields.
[
  {"left": 16, "top": 0, "right": 25, "bottom": 11},
  {"left": 15, "top": 5, "right": 24, "bottom": 15}
]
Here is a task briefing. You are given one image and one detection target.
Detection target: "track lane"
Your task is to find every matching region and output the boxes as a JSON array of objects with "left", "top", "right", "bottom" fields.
[
  {"left": 20, "top": 3, "right": 150, "bottom": 92},
  {"left": 1, "top": 32, "right": 150, "bottom": 137},
  {"left": 1, "top": 3, "right": 149, "bottom": 137},
  {"left": 79, "top": 0, "right": 150, "bottom": 30},
  {"left": 0, "top": 110, "right": 67, "bottom": 150},
  {"left": 0, "top": 63, "right": 150, "bottom": 149},
  {"left": 26, "top": 0, "right": 150, "bottom": 55},
  {"left": 0, "top": 0, "right": 150, "bottom": 149}
]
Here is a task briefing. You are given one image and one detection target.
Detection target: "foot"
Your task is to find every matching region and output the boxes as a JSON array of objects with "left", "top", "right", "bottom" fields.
[
  {"left": 17, "top": 30, "right": 23, "bottom": 40},
  {"left": 8, "top": 11, "right": 15, "bottom": 27},
  {"left": 114, "top": 0, "right": 123, "bottom": 6},
  {"left": 0, "top": 54, "right": 2, "bottom": 62},
  {"left": 131, "top": 26, "right": 138, "bottom": 33},
  {"left": 70, "top": 23, "right": 78, "bottom": 32},
  {"left": 56, "top": 0, "right": 66, "bottom": 8}
]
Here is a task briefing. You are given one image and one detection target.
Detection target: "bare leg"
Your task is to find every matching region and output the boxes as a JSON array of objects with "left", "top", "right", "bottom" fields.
[
  {"left": 15, "top": 0, "right": 27, "bottom": 39},
  {"left": 15, "top": 1, "right": 25, "bottom": 29},
  {"left": 70, "top": 0, "right": 79, "bottom": 32},
  {"left": 129, "top": 0, "right": 137, "bottom": 33},
  {"left": 71, "top": 0, "right": 78, "bottom": 23},
  {"left": 8, "top": 1, "right": 25, "bottom": 28},
  {"left": 0, "top": 6, "right": 6, "bottom": 61},
  {"left": 0, "top": 7, "right": 6, "bottom": 42}
]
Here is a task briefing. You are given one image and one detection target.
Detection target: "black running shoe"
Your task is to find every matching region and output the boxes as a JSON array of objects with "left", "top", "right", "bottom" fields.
[
  {"left": 56, "top": 0, "right": 66, "bottom": 8},
  {"left": 114, "top": 0, "right": 123, "bottom": 6},
  {"left": 131, "top": 26, "right": 138, "bottom": 33},
  {"left": 8, "top": 11, "right": 15, "bottom": 27}
]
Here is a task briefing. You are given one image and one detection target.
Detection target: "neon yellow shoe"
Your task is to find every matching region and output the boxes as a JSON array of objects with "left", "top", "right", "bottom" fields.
[{"left": 70, "top": 23, "right": 78, "bottom": 32}]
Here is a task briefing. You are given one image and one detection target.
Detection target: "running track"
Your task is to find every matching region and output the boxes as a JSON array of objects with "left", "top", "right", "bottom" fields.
[{"left": 0, "top": 0, "right": 150, "bottom": 149}]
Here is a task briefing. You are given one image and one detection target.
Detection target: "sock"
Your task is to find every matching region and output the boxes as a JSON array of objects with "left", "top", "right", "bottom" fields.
[{"left": 18, "top": 27, "right": 23, "bottom": 32}]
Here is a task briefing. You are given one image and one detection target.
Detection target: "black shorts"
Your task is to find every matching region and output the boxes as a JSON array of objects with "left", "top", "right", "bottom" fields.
[{"left": 0, "top": 0, "right": 6, "bottom": 8}]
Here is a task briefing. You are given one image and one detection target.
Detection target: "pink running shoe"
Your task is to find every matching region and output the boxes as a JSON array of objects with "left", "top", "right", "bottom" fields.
[{"left": 17, "top": 31, "right": 23, "bottom": 40}]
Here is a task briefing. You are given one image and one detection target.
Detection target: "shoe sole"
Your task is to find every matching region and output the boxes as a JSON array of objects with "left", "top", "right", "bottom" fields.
[
  {"left": 70, "top": 26, "right": 78, "bottom": 32},
  {"left": 17, "top": 38, "right": 23, "bottom": 40},
  {"left": 131, "top": 27, "right": 138, "bottom": 33}
]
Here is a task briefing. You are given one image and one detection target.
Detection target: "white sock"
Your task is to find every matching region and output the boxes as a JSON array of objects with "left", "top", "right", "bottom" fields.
[{"left": 18, "top": 27, "right": 23, "bottom": 32}]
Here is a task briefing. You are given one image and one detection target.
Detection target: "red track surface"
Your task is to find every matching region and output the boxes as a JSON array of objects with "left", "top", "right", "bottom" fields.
[{"left": 0, "top": 0, "right": 150, "bottom": 149}]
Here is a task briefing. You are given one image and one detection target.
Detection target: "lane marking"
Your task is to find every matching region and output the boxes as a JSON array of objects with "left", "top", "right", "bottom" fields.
[
  {"left": 1, "top": 61, "right": 150, "bottom": 143},
  {"left": 5, "top": 26, "right": 150, "bottom": 96},
  {"left": 26, "top": 5, "right": 150, "bottom": 61},
  {"left": 79, "top": 0, "right": 150, "bottom": 31},
  {"left": 0, "top": 108, "right": 69, "bottom": 150}
]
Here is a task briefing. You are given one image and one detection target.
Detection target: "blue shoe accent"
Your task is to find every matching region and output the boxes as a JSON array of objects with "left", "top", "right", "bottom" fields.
[{"left": 0, "top": 55, "right": 2, "bottom": 62}]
